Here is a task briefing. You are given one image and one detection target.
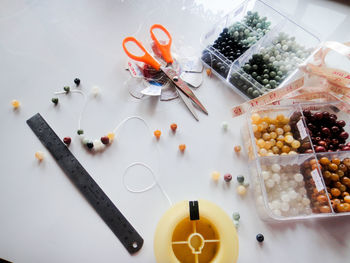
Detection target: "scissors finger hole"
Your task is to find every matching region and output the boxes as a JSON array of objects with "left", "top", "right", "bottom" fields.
[
  {"left": 152, "top": 28, "right": 170, "bottom": 45},
  {"left": 124, "top": 41, "right": 146, "bottom": 57}
]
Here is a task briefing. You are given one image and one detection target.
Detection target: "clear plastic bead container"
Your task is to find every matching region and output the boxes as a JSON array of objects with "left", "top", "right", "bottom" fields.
[
  {"left": 242, "top": 101, "right": 350, "bottom": 221},
  {"left": 200, "top": 0, "right": 320, "bottom": 100}
]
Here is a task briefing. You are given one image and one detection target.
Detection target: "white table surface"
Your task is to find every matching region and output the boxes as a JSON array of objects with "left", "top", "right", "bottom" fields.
[{"left": 1, "top": 0, "right": 350, "bottom": 262}]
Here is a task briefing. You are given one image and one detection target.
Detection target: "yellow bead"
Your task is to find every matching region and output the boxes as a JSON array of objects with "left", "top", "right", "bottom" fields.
[
  {"left": 284, "top": 135, "right": 294, "bottom": 144},
  {"left": 264, "top": 141, "right": 272, "bottom": 150},
  {"left": 107, "top": 132, "right": 115, "bottom": 141},
  {"left": 11, "top": 99, "right": 20, "bottom": 109},
  {"left": 283, "top": 124, "right": 291, "bottom": 132},
  {"left": 262, "top": 133, "right": 271, "bottom": 140},
  {"left": 281, "top": 152, "right": 288, "bottom": 155},
  {"left": 276, "top": 114, "right": 285, "bottom": 122},
  {"left": 254, "top": 131, "right": 262, "bottom": 138},
  {"left": 259, "top": 148, "right": 268, "bottom": 156},
  {"left": 237, "top": 185, "right": 247, "bottom": 195},
  {"left": 252, "top": 124, "right": 258, "bottom": 132},
  {"left": 289, "top": 151, "right": 297, "bottom": 155},
  {"left": 257, "top": 139, "right": 265, "bottom": 148},
  {"left": 276, "top": 135, "right": 285, "bottom": 141},
  {"left": 211, "top": 171, "right": 220, "bottom": 181},
  {"left": 257, "top": 124, "right": 264, "bottom": 132},
  {"left": 268, "top": 124, "right": 276, "bottom": 132},
  {"left": 269, "top": 139, "right": 276, "bottom": 146},
  {"left": 267, "top": 152, "right": 275, "bottom": 156},
  {"left": 291, "top": 140, "right": 301, "bottom": 149},
  {"left": 270, "top": 132, "right": 277, "bottom": 139},
  {"left": 284, "top": 132, "right": 293, "bottom": 136},
  {"left": 261, "top": 122, "right": 268, "bottom": 130},
  {"left": 35, "top": 151, "right": 44, "bottom": 161},
  {"left": 276, "top": 141, "right": 284, "bottom": 148},
  {"left": 276, "top": 128, "right": 284, "bottom": 135},
  {"left": 272, "top": 146, "right": 280, "bottom": 154},
  {"left": 282, "top": 145, "right": 291, "bottom": 153},
  {"left": 251, "top": 113, "right": 261, "bottom": 124}
]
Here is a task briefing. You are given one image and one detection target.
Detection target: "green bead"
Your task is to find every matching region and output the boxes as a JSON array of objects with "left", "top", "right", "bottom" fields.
[
  {"left": 252, "top": 90, "right": 260, "bottom": 97},
  {"left": 63, "top": 86, "right": 70, "bottom": 93},
  {"left": 232, "top": 212, "right": 240, "bottom": 221},
  {"left": 269, "top": 71, "right": 276, "bottom": 78},
  {"left": 247, "top": 87, "right": 254, "bottom": 95},
  {"left": 251, "top": 72, "right": 258, "bottom": 78},
  {"left": 237, "top": 175, "right": 245, "bottom": 183},
  {"left": 252, "top": 64, "right": 258, "bottom": 71},
  {"left": 263, "top": 74, "right": 269, "bottom": 79},
  {"left": 265, "top": 84, "right": 272, "bottom": 89},
  {"left": 51, "top": 98, "right": 59, "bottom": 104},
  {"left": 77, "top": 129, "right": 84, "bottom": 135},
  {"left": 262, "top": 79, "right": 269, "bottom": 85}
]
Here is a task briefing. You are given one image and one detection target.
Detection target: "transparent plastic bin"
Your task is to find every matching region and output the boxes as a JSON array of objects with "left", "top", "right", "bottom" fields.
[
  {"left": 242, "top": 101, "right": 350, "bottom": 221},
  {"left": 200, "top": 0, "right": 320, "bottom": 100}
]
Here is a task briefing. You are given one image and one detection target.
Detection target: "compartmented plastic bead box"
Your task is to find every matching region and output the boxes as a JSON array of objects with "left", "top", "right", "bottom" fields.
[
  {"left": 242, "top": 101, "right": 350, "bottom": 220},
  {"left": 200, "top": 0, "right": 320, "bottom": 100}
]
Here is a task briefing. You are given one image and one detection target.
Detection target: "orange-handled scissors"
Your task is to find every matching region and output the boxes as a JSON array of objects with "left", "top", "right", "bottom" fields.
[{"left": 122, "top": 24, "right": 208, "bottom": 120}]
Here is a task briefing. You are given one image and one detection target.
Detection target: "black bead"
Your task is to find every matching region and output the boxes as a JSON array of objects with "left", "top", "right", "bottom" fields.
[
  {"left": 74, "top": 78, "right": 80, "bottom": 86},
  {"left": 256, "top": 233, "right": 264, "bottom": 242},
  {"left": 86, "top": 142, "right": 94, "bottom": 149}
]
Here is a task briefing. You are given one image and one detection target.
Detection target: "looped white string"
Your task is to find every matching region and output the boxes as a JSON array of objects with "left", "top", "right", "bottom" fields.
[
  {"left": 53, "top": 88, "right": 172, "bottom": 206},
  {"left": 122, "top": 162, "right": 172, "bottom": 206}
]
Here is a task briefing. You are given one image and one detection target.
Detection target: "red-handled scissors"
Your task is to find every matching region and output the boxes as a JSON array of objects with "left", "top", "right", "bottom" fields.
[{"left": 122, "top": 24, "right": 208, "bottom": 120}]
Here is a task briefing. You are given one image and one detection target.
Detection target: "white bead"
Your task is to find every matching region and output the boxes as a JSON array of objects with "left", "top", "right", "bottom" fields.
[
  {"left": 294, "top": 173, "right": 303, "bottom": 182},
  {"left": 262, "top": 171, "right": 270, "bottom": 180},
  {"left": 281, "top": 202, "right": 290, "bottom": 212},
  {"left": 221, "top": 121, "right": 228, "bottom": 130},
  {"left": 271, "top": 164, "right": 281, "bottom": 173},
  {"left": 298, "top": 188, "right": 307, "bottom": 195},
  {"left": 281, "top": 194, "right": 290, "bottom": 202},
  {"left": 288, "top": 190, "right": 298, "bottom": 200},
  {"left": 273, "top": 209, "right": 282, "bottom": 216},
  {"left": 266, "top": 179, "right": 275, "bottom": 188},
  {"left": 82, "top": 138, "right": 89, "bottom": 144},
  {"left": 93, "top": 139, "right": 105, "bottom": 151},
  {"left": 91, "top": 86, "right": 101, "bottom": 97},
  {"left": 288, "top": 180, "right": 297, "bottom": 188},
  {"left": 290, "top": 208, "right": 298, "bottom": 216},
  {"left": 271, "top": 200, "right": 281, "bottom": 210},
  {"left": 302, "top": 197, "right": 311, "bottom": 206},
  {"left": 272, "top": 173, "right": 280, "bottom": 183}
]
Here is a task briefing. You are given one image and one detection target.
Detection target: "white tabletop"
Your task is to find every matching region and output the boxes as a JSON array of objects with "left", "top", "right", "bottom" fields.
[{"left": 1, "top": 0, "right": 350, "bottom": 262}]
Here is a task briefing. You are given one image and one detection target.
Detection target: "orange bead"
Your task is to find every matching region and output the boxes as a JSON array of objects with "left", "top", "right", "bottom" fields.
[
  {"left": 170, "top": 123, "right": 177, "bottom": 132},
  {"left": 206, "top": 68, "right": 212, "bottom": 76},
  {"left": 154, "top": 130, "right": 161, "bottom": 139},
  {"left": 179, "top": 144, "right": 186, "bottom": 152},
  {"left": 234, "top": 145, "right": 241, "bottom": 153}
]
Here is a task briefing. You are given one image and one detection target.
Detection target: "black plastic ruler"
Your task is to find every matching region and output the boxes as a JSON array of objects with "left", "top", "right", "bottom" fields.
[{"left": 26, "top": 113, "right": 143, "bottom": 254}]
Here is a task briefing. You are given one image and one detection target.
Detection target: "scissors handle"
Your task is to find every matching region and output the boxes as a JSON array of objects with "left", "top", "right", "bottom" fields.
[
  {"left": 150, "top": 24, "right": 173, "bottom": 64},
  {"left": 122, "top": 37, "right": 161, "bottom": 70}
]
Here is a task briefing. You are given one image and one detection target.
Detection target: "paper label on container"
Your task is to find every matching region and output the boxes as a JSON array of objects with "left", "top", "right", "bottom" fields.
[
  {"left": 297, "top": 119, "right": 307, "bottom": 140},
  {"left": 311, "top": 169, "right": 324, "bottom": 192}
]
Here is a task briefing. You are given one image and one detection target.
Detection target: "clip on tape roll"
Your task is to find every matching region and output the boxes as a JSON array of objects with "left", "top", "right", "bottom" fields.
[{"left": 26, "top": 113, "right": 143, "bottom": 254}]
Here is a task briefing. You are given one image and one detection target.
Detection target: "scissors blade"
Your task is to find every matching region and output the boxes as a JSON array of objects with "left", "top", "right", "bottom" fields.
[
  {"left": 161, "top": 67, "right": 208, "bottom": 115},
  {"left": 177, "top": 87, "right": 199, "bottom": 121}
]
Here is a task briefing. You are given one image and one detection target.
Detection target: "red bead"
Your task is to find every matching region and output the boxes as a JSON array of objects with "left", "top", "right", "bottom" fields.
[
  {"left": 315, "top": 146, "right": 326, "bottom": 152},
  {"left": 63, "top": 137, "right": 71, "bottom": 145},
  {"left": 101, "top": 136, "right": 110, "bottom": 145}
]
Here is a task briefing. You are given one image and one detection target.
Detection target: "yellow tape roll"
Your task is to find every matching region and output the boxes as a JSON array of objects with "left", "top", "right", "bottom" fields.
[{"left": 154, "top": 200, "right": 239, "bottom": 263}]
